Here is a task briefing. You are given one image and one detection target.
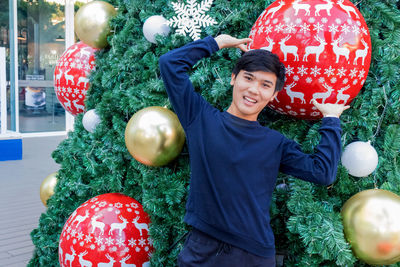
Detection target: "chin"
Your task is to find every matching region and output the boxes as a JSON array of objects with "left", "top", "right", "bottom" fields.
[
  {"left": 240, "top": 106, "right": 259, "bottom": 115},
  {"left": 239, "top": 109, "right": 259, "bottom": 119}
]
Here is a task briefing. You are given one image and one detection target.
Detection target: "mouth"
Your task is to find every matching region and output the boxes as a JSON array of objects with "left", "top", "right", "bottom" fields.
[{"left": 243, "top": 96, "right": 257, "bottom": 105}]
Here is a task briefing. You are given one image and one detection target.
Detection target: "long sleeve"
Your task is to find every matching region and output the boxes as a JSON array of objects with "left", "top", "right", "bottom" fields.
[
  {"left": 279, "top": 117, "right": 342, "bottom": 186},
  {"left": 159, "top": 36, "right": 220, "bottom": 129}
]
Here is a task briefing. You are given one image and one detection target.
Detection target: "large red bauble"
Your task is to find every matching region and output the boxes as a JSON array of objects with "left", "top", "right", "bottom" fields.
[
  {"left": 54, "top": 42, "right": 96, "bottom": 116},
  {"left": 59, "top": 193, "right": 153, "bottom": 267},
  {"left": 248, "top": 0, "right": 371, "bottom": 119}
]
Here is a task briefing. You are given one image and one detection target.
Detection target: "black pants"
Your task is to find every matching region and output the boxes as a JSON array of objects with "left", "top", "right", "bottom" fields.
[{"left": 178, "top": 228, "right": 276, "bottom": 267}]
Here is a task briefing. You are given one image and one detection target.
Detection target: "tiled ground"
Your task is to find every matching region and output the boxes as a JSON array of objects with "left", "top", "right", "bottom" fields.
[{"left": 0, "top": 136, "right": 65, "bottom": 266}]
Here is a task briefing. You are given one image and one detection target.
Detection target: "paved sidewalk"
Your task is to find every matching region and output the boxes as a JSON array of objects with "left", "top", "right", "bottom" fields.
[{"left": 0, "top": 136, "right": 66, "bottom": 267}]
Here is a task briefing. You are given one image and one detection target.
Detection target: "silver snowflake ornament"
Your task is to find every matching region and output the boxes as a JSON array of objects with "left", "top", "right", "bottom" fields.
[{"left": 167, "top": 0, "right": 217, "bottom": 41}]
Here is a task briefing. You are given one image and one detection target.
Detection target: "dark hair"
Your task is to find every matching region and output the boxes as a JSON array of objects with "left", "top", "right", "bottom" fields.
[{"left": 232, "top": 49, "right": 286, "bottom": 93}]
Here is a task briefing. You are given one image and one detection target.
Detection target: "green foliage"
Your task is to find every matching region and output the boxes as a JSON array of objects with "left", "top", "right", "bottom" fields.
[{"left": 29, "top": 0, "right": 400, "bottom": 266}]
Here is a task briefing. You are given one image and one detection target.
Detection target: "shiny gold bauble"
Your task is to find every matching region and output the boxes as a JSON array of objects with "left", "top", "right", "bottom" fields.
[
  {"left": 342, "top": 189, "right": 400, "bottom": 265},
  {"left": 125, "top": 106, "right": 185, "bottom": 167},
  {"left": 40, "top": 172, "right": 58, "bottom": 207},
  {"left": 74, "top": 1, "right": 117, "bottom": 49}
]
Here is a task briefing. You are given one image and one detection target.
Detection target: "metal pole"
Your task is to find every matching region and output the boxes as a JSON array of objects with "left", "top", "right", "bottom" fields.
[
  {"left": 34, "top": 23, "right": 40, "bottom": 75},
  {"left": 9, "top": 0, "right": 19, "bottom": 132},
  {"left": 0, "top": 47, "right": 6, "bottom": 135},
  {"left": 65, "top": 0, "right": 75, "bottom": 132}
]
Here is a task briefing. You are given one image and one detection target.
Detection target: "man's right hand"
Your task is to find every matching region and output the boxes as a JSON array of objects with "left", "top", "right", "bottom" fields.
[{"left": 214, "top": 34, "right": 252, "bottom": 52}]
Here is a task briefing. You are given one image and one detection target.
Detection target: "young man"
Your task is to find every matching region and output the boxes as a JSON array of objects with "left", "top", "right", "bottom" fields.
[{"left": 159, "top": 34, "right": 349, "bottom": 267}]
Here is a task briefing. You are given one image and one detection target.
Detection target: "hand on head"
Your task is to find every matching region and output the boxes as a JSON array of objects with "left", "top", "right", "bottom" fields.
[
  {"left": 214, "top": 34, "right": 252, "bottom": 52},
  {"left": 312, "top": 99, "right": 350, "bottom": 118}
]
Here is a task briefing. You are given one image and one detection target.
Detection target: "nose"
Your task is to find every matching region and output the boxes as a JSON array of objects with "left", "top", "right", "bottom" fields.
[{"left": 247, "top": 84, "right": 259, "bottom": 95}]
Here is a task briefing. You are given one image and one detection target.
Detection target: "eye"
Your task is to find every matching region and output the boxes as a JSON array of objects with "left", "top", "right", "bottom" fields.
[{"left": 245, "top": 76, "right": 252, "bottom": 81}]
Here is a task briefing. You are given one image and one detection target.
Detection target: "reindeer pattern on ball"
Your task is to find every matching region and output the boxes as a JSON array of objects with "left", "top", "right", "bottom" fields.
[
  {"left": 59, "top": 193, "right": 153, "bottom": 267},
  {"left": 54, "top": 42, "right": 97, "bottom": 115},
  {"left": 249, "top": 0, "right": 371, "bottom": 119}
]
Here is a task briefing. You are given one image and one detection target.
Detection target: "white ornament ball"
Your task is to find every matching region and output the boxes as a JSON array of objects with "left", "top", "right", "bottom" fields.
[
  {"left": 341, "top": 141, "right": 379, "bottom": 177},
  {"left": 143, "top": 15, "right": 170, "bottom": 44},
  {"left": 82, "top": 109, "right": 101, "bottom": 133}
]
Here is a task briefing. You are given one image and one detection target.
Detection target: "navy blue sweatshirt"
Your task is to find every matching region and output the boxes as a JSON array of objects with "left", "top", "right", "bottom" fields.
[{"left": 159, "top": 36, "right": 342, "bottom": 258}]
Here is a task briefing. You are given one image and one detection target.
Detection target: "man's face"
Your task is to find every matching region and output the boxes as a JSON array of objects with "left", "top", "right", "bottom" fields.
[{"left": 227, "top": 70, "right": 278, "bottom": 121}]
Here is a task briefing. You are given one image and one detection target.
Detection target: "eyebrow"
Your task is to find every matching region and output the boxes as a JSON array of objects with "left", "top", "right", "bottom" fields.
[{"left": 244, "top": 71, "right": 274, "bottom": 85}]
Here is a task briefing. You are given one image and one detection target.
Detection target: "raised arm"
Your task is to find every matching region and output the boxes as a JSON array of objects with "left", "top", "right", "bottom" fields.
[
  {"left": 159, "top": 35, "right": 250, "bottom": 129},
  {"left": 159, "top": 37, "right": 219, "bottom": 129},
  {"left": 280, "top": 101, "right": 349, "bottom": 185},
  {"left": 280, "top": 117, "right": 342, "bottom": 185}
]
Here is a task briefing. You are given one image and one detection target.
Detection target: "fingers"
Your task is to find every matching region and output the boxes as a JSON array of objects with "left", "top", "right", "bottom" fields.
[
  {"left": 241, "top": 38, "right": 253, "bottom": 44},
  {"left": 236, "top": 38, "right": 252, "bottom": 52},
  {"left": 312, "top": 99, "right": 350, "bottom": 109},
  {"left": 237, "top": 44, "right": 248, "bottom": 52},
  {"left": 311, "top": 99, "right": 320, "bottom": 107},
  {"left": 240, "top": 38, "right": 252, "bottom": 47},
  {"left": 335, "top": 104, "right": 350, "bottom": 112},
  {"left": 215, "top": 35, "right": 252, "bottom": 50}
]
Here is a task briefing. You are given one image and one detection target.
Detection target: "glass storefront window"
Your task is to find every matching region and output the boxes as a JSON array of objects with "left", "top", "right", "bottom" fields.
[
  {"left": 1, "top": 0, "right": 93, "bottom": 135},
  {"left": 0, "top": 1, "right": 10, "bottom": 133},
  {"left": 17, "top": 0, "right": 66, "bottom": 133},
  {"left": 0, "top": 2, "right": 10, "bottom": 81}
]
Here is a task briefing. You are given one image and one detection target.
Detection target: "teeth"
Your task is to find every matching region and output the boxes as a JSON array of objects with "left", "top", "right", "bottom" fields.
[{"left": 244, "top": 96, "right": 256, "bottom": 103}]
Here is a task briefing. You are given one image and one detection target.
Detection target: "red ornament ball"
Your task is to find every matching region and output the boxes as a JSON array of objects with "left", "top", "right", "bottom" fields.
[
  {"left": 54, "top": 42, "right": 97, "bottom": 116},
  {"left": 59, "top": 193, "right": 153, "bottom": 267},
  {"left": 248, "top": 0, "right": 371, "bottom": 119}
]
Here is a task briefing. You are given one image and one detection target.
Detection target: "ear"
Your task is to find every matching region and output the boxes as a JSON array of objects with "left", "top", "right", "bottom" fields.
[
  {"left": 270, "top": 91, "right": 279, "bottom": 101},
  {"left": 230, "top": 73, "right": 236, "bottom": 86}
]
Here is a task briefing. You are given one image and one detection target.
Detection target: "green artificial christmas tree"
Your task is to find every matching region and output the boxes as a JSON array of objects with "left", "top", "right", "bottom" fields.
[{"left": 29, "top": 0, "right": 400, "bottom": 266}]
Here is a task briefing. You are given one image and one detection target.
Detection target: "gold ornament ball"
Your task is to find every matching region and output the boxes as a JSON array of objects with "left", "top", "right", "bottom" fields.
[
  {"left": 342, "top": 189, "right": 400, "bottom": 265},
  {"left": 74, "top": 1, "right": 117, "bottom": 49},
  {"left": 40, "top": 172, "right": 58, "bottom": 207},
  {"left": 125, "top": 106, "right": 185, "bottom": 167}
]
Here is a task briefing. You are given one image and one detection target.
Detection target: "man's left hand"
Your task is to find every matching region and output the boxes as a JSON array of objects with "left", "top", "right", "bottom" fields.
[{"left": 312, "top": 99, "right": 350, "bottom": 118}]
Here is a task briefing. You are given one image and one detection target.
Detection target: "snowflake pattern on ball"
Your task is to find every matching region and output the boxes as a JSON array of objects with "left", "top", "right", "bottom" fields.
[
  {"left": 341, "top": 24, "right": 350, "bottom": 34},
  {"left": 128, "top": 238, "right": 136, "bottom": 247},
  {"left": 167, "top": 0, "right": 217, "bottom": 41},
  {"left": 299, "top": 23, "right": 311, "bottom": 33},
  {"left": 337, "top": 67, "right": 347, "bottom": 78},
  {"left": 265, "top": 25, "right": 273, "bottom": 34},
  {"left": 310, "top": 66, "right": 321, "bottom": 77},
  {"left": 313, "top": 22, "right": 324, "bottom": 33},
  {"left": 275, "top": 23, "right": 285, "bottom": 33},
  {"left": 297, "top": 65, "right": 308, "bottom": 76},
  {"left": 116, "top": 238, "right": 125, "bottom": 247},
  {"left": 285, "top": 23, "right": 296, "bottom": 33},
  {"left": 286, "top": 65, "right": 295, "bottom": 76}
]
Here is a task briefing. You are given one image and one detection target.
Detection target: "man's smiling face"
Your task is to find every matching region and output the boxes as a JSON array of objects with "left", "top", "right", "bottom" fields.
[{"left": 227, "top": 70, "right": 278, "bottom": 121}]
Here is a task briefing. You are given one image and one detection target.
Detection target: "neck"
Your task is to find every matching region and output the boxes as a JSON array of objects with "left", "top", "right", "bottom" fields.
[{"left": 227, "top": 105, "right": 258, "bottom": 121}]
